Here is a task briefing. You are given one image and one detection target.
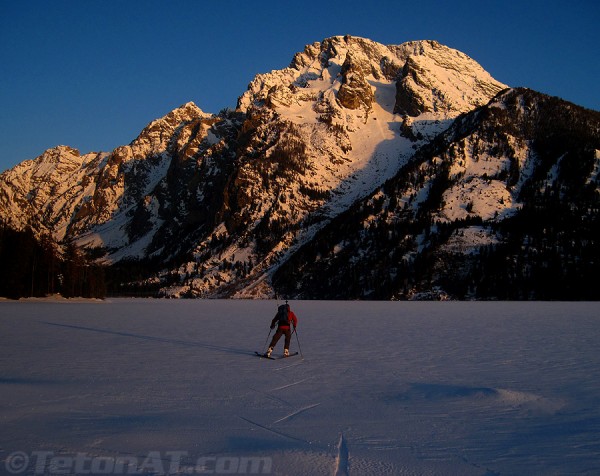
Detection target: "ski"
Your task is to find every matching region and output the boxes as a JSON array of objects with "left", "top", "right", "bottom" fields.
[
  {"left": 255, "top": 351, "right": 276, "bottom": 360},
  {"left": 254, "top": 351, "right": 299, "bottom": 360}
]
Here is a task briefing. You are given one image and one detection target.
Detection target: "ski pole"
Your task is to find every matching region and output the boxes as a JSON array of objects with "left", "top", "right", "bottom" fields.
[
  {"left": 293, "top": 327, "right": 303, "bottom": 358},
  {"left": 262, "top": 328, "right": 273, "bottom": 354}
]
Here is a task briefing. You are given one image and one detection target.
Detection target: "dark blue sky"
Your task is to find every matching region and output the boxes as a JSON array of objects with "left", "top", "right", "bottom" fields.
[{"left": 1, "top": 0, "right": 598, "bottom": 172}]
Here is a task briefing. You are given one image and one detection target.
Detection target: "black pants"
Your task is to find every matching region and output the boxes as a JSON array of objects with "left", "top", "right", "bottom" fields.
[{"left": 269, "top": 328, "right": 292, "bottom": 350}]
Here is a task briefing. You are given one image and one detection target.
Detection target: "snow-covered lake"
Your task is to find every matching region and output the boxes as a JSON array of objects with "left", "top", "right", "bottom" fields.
[{"left": 1, "top": 299, "right": 599, "bottom": 475}]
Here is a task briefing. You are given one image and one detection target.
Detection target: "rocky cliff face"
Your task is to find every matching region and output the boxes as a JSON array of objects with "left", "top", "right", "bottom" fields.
[
  {"left": 1, "top": 36, "right": 597, "bottom": 299},
  {"left": 0, "top": 145, "right": 109, "bottom": 239},
  {"left": 393, "top": 40, "right": 506, "bottom": 117}
]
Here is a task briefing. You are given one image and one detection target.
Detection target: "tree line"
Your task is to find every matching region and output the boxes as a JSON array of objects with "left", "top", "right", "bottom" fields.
[{"left": 0, "top": 223, "right": 105, "bottom": 299}]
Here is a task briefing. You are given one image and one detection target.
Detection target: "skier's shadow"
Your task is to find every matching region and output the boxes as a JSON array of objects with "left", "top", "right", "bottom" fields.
[{"left": 42, "top": 322, "right": 253, "bottom": 357}]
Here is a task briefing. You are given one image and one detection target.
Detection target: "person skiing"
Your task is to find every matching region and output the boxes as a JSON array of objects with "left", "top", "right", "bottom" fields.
[{"left": 266, "top": 301, "right": 298, "bottom": 358}]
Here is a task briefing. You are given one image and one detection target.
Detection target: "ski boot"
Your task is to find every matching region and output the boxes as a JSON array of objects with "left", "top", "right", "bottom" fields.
[
  {"left": 266, "top": 347, "right": 273, "bottom": 358},
  {"left": 283, "top": 349, "right": 289, "bottom": 357}
]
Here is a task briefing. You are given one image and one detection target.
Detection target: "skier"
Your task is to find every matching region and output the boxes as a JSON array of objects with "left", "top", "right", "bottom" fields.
[{"left": 266, "top": 301, "right": 298, "bottom": 358}]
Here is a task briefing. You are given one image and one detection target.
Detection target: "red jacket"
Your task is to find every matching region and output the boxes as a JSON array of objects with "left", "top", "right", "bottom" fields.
[{"left": 271, "top": 308, "right": 298, "bottom": 330}]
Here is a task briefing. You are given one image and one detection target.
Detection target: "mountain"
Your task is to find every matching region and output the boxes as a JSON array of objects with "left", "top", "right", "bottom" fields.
[
  {"left": 1, "top": 35, "right": 598, "bottom": 299},
  {"left": 274, "top": 88, "right": 600, "bottom": 299}
]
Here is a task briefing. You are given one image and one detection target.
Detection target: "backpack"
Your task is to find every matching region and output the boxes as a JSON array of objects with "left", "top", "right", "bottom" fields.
[{"left": 277, "top": 304, "right": 290, "bottom": 326}]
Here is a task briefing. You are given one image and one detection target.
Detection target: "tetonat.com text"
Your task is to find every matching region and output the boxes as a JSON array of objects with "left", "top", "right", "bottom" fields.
[{"left": 3, "top": 451, "right": 272, "bottom": 475}]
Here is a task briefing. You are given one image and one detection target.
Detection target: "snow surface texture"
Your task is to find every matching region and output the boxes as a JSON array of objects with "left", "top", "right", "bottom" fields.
[{"left": 1, "top": 300, "right": 599, "bottom": 475}]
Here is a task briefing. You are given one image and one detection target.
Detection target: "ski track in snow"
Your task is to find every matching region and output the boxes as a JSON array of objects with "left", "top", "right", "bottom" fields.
[
  {"left": 238, "top": 416, "right": 312, "bottom": 445},
  {"left": 1, "top": 299, "right": 599, "bottom": 475},
  {"left": 334, "top": 433, "right": 350, "bottom": 476},
  {"left": 270, "top": 377, "right": 312, "bottom": 391},
  {"left": 272, "top": 403, "right": 321, "bottom": 425},
  {"left": 247, "top": 386, "right": 292, "bottom": 406},
  {"left": 273, "top": 360, "right": 305, "bottom": 371}
]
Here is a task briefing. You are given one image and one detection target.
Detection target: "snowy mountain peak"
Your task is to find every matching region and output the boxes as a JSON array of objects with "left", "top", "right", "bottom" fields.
[
  {"left": 238, "top": 35, "right": 403, "bottom": 113},
  {"left": 0, "top": 102, "right": 211, "bottom": 241},
  {"left": 238, "top": 35, "right": 506, "bottom": 121},
  {"left": 392, "top": 40, "right": 507, "bottom": 117},
  {"left": 3, "top": 35, "right": 597, "bottom": 300},
  {"left": 125, "top": 101, "right": 209, "bottom": 158},
  {"left": 153, "top": 101, "right": 207, "bottom": 126},
  {"left": 12, "top": 145, "right": 84, "bottom": 174}
]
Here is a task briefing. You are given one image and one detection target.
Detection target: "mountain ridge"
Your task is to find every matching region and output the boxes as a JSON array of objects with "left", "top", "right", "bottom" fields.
[
  {"left": 273, "top": 87, "right": 600, "bottom": 299},
  {"left": 1, "top": 35, "right": 598, "bottom": 299}
]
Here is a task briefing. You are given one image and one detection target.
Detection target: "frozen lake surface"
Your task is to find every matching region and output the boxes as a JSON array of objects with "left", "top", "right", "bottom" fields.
[{"left": 1, "top": 299, "right": 599, "bottom": 475}]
